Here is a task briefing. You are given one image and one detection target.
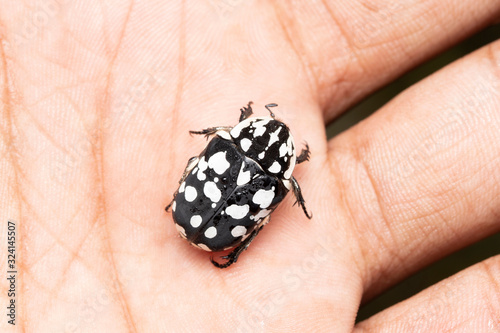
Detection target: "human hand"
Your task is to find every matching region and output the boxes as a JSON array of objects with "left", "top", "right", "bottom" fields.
[{"left": 1, "top": 1, "right": 499, "bottom": 332}]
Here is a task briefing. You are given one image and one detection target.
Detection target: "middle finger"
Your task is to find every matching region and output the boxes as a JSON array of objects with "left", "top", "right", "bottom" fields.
[{"left": 329, "top": 40, "right": 500, "bottom": 300}]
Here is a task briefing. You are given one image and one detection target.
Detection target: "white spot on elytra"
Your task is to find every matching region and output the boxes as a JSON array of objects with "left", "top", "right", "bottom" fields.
[
  {"left": 197, "top": 157, "right": 208, "bottom": 181},
  {"left": 226, "top": 204, "right": 249, "bottom": 219},
  {"left": 268, "top": 127, "right": 282, "bottom": 146},
  {"left": 252, "top": 187, "right": 275, "bottom": 209},
  {"left": 253, "top": 123, "right": 267, "bottom": 137},
  {"left": 204, "top": 226, "right": 217, "bottom": 239},
  {"left": 258, "top": 151, "right": 265, "bottom": 159},
  {"left": 231, "top": 225, "right": 247, "bottom": 237},
  {"left": 175, "top": 223, "right": 187, "bottom": 238},
  {"left": 198, "top": 157, "right": 208, "bottom": 171},
  {"left": 190, "top": 215, "right": 202, "bottom": 228},
  {"left": 250, "top": 209, "right": 272, "bottom": 221},
  {"left": 284, "top": 154, "right": 296, "bottom": 179},
  {"left": 217, "top": 130, "right": 231, "bottom": 140},
  {"left": 279, "top": 143, "right": 287, "bottom": 157},
  {"left": 214, "top": 177, "right": 219, "bottom": 182},
  {"left": 179, "top": 182, "right": 186, "bottom": 193},
  {"left": 240, "top": 138, "right": 252, "bottom": 152},
  {"left": 204, "top": 182, "right": 221, "bottom": 202},
  {"left": 212, "top": 203, "right": 216, "bottom": 208},
  {"left": 208, "top": 151, "right": 230, "bottom": 175},
  {"left": 286, "top": 136, "right": 294, "bottom": 156},
  {"left": 282, "top": 179, "right": 291, "bottom": 190},
  {"left": 197, "top": 243, "right": 211, "bottom": 251},
  {"left": 184, "top": 186, "right": 197, "bottom": 202},
  {"left": 231, "top": 117, "right": 271, "bottom": 139},
  {"left": 230, "top": 120, "right": 247, "bottom": 138},
  {"left": 268, "top": 161, "right": 281, "bottom": 173},
  {"left": 236, "top": 163, "right": 251, "bottom": 186},
  {"left": 187, "top": 157, "right": 199, "bottom": 170}
]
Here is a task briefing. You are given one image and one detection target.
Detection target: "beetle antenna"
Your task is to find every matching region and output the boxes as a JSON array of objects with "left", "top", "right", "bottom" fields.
[{"left": 265, "top": 103, "right": 277, "bottom": 118}]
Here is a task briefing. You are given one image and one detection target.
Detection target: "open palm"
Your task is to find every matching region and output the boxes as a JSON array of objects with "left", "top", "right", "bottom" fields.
[{"left": 1, "top": 1, "right": 499, "bottom": 332}]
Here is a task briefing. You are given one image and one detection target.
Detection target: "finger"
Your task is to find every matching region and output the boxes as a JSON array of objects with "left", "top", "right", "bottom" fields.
[
  {"left": 269, "top": 1, "right": 500, "bottom": 120},
  {"left": 329, "top": 40, "right": 500, "bottom": 299},
  {"left": 354, "top": 256, "right": 500, "bottom": 332}
]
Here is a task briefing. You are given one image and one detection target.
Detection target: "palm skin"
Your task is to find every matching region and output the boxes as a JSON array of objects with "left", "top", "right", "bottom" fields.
[{"left": 1, "top": 1, "right": 499, "bottom": 332}]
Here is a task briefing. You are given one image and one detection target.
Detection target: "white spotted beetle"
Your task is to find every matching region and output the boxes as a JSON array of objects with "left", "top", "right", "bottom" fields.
[{"left": 166, "top": 102, "right": 312, "bottom": 268}]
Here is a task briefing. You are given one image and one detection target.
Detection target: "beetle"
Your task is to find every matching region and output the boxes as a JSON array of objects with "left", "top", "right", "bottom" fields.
[{"left": 166, "top": 102, "right": 312, "bottom": 268}]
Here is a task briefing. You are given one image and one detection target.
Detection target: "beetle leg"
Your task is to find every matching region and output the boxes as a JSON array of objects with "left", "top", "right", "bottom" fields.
[
  {"left": 296, "top": 143, "right": 311, "bottom": 164},
  {"left": 211, "top": 225, "right": 264, "bottom": 269},
  {"left": 189, "top": 127, "right": 233, "bottom": 140},
  {"left": 239, "top": 101, "right": 254, "bottom": 122},
  {"left": 291, "top": 176, "right": 313, "bottom": 219},
  {"left": 165, "top": 156, "right": 199, "bottom": 212},
  {"left": 180, "top": 156, "right": 199, "bottom": 183},
  {"left": 165, "top": 200, "right": 174, "bottom": 212}
]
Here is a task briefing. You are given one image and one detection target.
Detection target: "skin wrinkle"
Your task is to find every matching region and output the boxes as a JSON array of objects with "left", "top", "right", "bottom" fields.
[
  {"left": 486, "top": 43, "right": 500, "bottom": 95},
  {"left": 354, "top": 257, "right": 500, "bottom": 332},
  {"left": 318, "top": 0, "right": 366, "bottom": 117},
  {"left": 351, "top": 132, "right": 410, "bottom": 294},
  {"left": 320, "top": 0, "right": 362, "bottom": 71},
  {"left": 23, "top": 216, "right": 100, "bottom": 282},
  {"left": 36, "top": 49, "right": 85, "bottom": 76},
  {"left": 99, "top": 0, "right": 118, "bottom": 57},
  {"left": 21, "top": 107, "right": 73, "bottom": 156},
  {"left": 356, "top": 134, "right": 492, "bottom": 300},
  {"left": 358, "top": 0, "right": 379, "bottom": 14},
  {"left": 401, "top": 148, "right": 500, "bottom": 245},
  {"left": 14, "top": 191, "right": 101, "bottom": 300},
  {"left": 168, "top": 0, "right": 185, "bottom": 202},
  {"left": 58, "top": 89, "right": 97, "bottom": 141},
  {"left": 0, "top": 28, "right": 27, "bottom": 333},
  {"left": 315, "top": 2, "right": 375, "bottom": 117},
  {"left": 329, "top": 140, "right": 408, "bottom": 303},
  {"left": 118, "top": 209, "right": 155, "bottom": 230},
  {"left": 410, "top": 199, "right": 463, "bottom": 247},
  {"left": 23, "top": 80, "right": 91, "bottom": 108},
  {"left": 271, "top": 2, "right": 319, "bottom": 101},
  {"left": 482, "top": 261, "right": 500, "bottom": 326},
  {"left": 97, "top": 1, "right": 138, "bottom": 332},
  {"left": 436, "top": 269, "right": 500, "bottom": 333},
  {"left": 327, "top": 143, "right": 367, "bottom": 284}
]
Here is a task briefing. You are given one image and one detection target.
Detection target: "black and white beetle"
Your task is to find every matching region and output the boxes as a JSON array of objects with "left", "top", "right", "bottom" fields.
[{"left": 166, "top": 102, "right": 312, "bottom": 268}]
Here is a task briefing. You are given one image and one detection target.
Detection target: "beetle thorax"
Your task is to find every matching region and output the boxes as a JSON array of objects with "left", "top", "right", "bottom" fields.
[{"left": 230, "top": 117, "right": 296, "bottom": 180}]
